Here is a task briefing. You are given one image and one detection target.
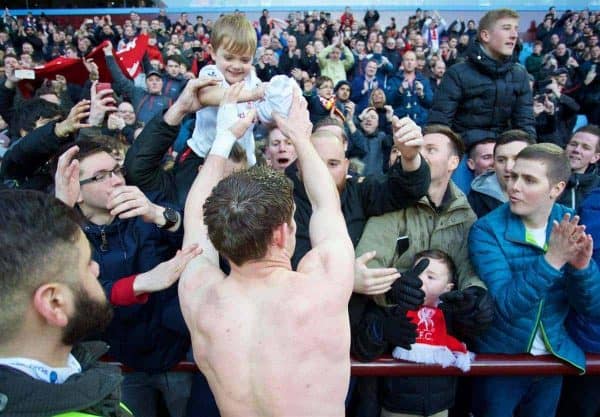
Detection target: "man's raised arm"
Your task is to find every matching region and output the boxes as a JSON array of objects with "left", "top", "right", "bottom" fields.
[
  {"left": 180, "top": 83, "right": 255, "bottom": 295},
  {"left": 273, "top": 95, "right": 353, "bottom": 276}
]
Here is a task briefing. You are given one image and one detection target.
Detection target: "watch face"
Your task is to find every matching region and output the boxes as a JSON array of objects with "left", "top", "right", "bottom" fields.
[{"left": 164, "top": 207, "right": 178, "bottom": 224}]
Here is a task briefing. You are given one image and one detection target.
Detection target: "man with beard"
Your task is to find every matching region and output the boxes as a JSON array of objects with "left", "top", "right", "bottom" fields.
[
  {"left": 428, "top": 58, "right": 446, "bottom": 96},
  {"left": 53, "top": 140, "right": 201, "bottom": 417},
  {"left": 334, "top": 80, "right": 353, "bottom": 116},
  {"left": 0, "top": 189, "right": 128, "bottom": 416}
]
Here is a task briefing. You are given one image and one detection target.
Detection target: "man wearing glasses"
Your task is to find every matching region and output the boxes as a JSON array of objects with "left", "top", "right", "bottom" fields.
[{"left": 54, "top": 139, "right": 201, "bottom": 417}]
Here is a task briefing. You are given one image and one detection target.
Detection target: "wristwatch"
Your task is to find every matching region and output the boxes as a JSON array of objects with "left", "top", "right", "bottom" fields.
[{"left": 161, "top": 207, "right": 179, "bottom": 229}]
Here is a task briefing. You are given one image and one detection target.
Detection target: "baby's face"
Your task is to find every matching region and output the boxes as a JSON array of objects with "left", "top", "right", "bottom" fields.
[
  {"left": 212, "top": 45, "right": 254, "bottom": 84},
  {"left": 416, "top": 257, "right": 453, "bottom": 307}
]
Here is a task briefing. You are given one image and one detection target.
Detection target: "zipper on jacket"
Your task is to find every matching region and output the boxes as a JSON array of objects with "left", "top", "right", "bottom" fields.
[
  {"left": 526, "top": 300, "right": 545, "bottom": 351},
  {"left": 539, "top": 320, "right": 585, "bottom": 374},
  {"left": 100, "top": 226, "right": 108, "bottom": 252},
  {"left": 571, "top": 177, "right": 579, "bottom": 210}
]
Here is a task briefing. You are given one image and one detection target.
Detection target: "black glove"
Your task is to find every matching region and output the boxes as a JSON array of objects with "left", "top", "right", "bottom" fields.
[
  {"left": 387, "top": 259, "right": 427, "bottom": 311},
  {"left": 439, "top": 286, "right": 495, "bottom": 336},
  {"left": 377, "top": 313, "right": 417, "bottom": 350}
]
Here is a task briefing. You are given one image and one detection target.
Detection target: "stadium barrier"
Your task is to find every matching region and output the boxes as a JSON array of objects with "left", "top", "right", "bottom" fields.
[{"left": 108, "top": 354, "right": 600, "bottom": 376}]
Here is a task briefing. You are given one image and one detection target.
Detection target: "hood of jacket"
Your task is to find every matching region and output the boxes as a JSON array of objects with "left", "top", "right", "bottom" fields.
[
  {"left": 0, "top": 342, "right": 128, "bottom": 417},
  {"left": 470, "top": 171, "right": 507, "bottom": 202}
]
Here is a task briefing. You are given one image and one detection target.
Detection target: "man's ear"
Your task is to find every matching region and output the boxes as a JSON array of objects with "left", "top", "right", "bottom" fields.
[
  {"left": 272, "top": 222, "right": 289, "bottom": 249},
  {"left": 479, "top": 29, "right": 490, "bottom": 44},
  {"left": 591, "top": 152, "right": 600, "bottom": 165},
  {"left": 448, "top": 154, "right": 460, "bottom": 172},
  {"left": 32, "top": 283, "right": 71, "bottom": 328},
  {"left": 549, "top": 180, "right": 566, "bottom": 200},
  {"left": 466, "top": 158, "right": 475, "bottom": 171}
]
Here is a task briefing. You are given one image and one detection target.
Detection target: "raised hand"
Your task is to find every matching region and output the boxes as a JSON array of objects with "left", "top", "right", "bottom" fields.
[
  {"left": 272, "top": 91, "right": 312, "bottom": 142},
  {"left": 133, "top": 244, "right": 203, "bottom": 294},
  {"left": 545, "top": 213, "right": 589, "bottom": 270},
  {"left": 107, "top": 185, "right": 163, "bottom": 223},
  {"left": 54, "top": 100, "right": 92, "bottom": 137},
  {"left": 391, "top": 116, "right": 423, "bottom": 162},
  {"left": 88, "top": 81, "right": 117, "bottom": 126},
  {"left": 54, "top": 145, "right": 81, "bottom": 207},
  {"left": 439, "top": 286, "right": 494, "bottom": 336},
  {"left": 354, "top": 251, "right": 400, "bottom": 295},
  {"left": 387, "top": 259, "right": 427, "bottom": 311}
]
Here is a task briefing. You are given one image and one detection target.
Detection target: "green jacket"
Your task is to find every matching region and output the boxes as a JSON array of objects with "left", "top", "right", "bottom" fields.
[
  {"left": 317, "top": 44, "right": 355, "bottom": 85},
  {"left": 356, "top": 181, "right": 484, "bottom": 290}
]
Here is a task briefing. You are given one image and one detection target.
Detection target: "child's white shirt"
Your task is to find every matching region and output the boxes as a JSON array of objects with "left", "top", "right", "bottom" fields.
[{"left": 187, "top": 65, "right": 261, "bottom": 166}]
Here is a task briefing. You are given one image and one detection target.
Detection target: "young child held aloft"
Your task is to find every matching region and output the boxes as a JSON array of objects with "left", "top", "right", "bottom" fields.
[
  {"left": 352, "top": 250, "right": 469, "bottom": 417},
  {"left": 187, "top": 14, "right": 265, "bottom": 165}
]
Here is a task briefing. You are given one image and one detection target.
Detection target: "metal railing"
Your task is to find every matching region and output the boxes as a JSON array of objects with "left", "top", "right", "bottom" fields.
[{"left": 109, "top": 354, "right": 600, "bottom": 376}]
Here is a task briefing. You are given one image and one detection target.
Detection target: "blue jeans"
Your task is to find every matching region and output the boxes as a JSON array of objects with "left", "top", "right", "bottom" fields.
[
  {"left": 471, "top": 375, "right": 562, "bottom": 417},
  {"left": 122, "top": 371, "right": 192, "bottom": 417}
]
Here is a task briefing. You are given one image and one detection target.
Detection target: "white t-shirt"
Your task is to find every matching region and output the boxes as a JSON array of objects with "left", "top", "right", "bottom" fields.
[
  {"left": 0, "top": 354, "right": 81, "bottom": 384},
  {"left": 187, "top": 65, "right": 261, "bottom": 166},
  {"left": 526, "top": 224, "right": 551, "bottom": 356}
]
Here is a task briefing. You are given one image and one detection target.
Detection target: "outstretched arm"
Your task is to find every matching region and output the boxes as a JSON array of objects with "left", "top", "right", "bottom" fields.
[
  {"left": 273, "top": 95, "right": 354, "bottom": 291},
  {"left": 179, "top": 83, "right": 255, "bottom": 307},
  {"left": 195, "top": 66, "right": 264, "bottom": 106},
  {"left": 125, "top": 77, "right": 221, "bottom": 194}
]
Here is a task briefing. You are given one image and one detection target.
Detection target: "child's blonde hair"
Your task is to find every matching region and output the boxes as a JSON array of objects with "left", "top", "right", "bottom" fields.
[{"left": 211, "top": 14, "right": 257, "bottom": 55}]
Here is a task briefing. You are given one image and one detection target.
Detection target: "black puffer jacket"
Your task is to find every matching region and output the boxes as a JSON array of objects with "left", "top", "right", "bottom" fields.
[{"left": 427, "top": 42, "right": 535, "bottom": 147}]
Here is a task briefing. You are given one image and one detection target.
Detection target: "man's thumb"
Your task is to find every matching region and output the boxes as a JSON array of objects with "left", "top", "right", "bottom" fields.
[{"left": 356, "top": 250, "right": 377, "bottom": 265}]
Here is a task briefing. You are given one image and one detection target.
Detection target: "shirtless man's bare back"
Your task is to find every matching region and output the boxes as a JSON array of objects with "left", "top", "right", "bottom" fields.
[{"left": 179, "top": 85, "right": 355, "bottom": 417}]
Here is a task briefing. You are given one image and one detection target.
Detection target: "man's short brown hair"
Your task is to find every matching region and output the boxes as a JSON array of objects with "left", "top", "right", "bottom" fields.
[
  {"left": 0, "top": 190, "right": 82, "bottom": 340},
  {"left": 423, "top": 124, "right": 465, "bottom": 159},
  {"left": 210, "top": 14, "right": 257, "bottom": 56},
  {"left": 494, "top": 129, "right": 536, "bottom": 156},
  {"left": 477, "top": 9, "right": 519, "bottom": 42},
  {"left": 572, "top": 124, "right": 600, "bottom": 153},
  {"left": 516, "top": 143, "right": 571, "bottom": 186},
  {"left": 204, "top": 166, "right": 294, "bottom": 266}
]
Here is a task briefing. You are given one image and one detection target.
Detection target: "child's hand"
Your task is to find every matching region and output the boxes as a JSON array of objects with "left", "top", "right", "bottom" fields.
[
  {"left": 439, "top": 286, "right": 494, "bottom": 335},
  {"left": 387, "top": 259, "right": 427, "bottom": 311}
]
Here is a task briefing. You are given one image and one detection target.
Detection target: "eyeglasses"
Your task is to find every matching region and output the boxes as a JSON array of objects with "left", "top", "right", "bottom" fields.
[{"left": 79, "top": 165, "right": 125, "bottom": 185}]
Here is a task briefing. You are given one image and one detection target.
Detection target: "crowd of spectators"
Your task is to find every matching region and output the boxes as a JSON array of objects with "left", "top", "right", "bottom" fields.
[{"left": 0, "top": 4, "right": 600, "bottom": 417}]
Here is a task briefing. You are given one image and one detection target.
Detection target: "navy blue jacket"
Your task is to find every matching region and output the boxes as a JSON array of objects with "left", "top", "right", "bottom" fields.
[
  {"left": 105, "top": 55, "right": 172, "bottom": 125},
  {"left": 82, "top": 196, "right": 189, "bottom": 373},
  {"left": 385, "top": 71, "right": 433, "bottom": 127},
  {"left": 567, "top": 188, "right": 600, "bottom": 353}
]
